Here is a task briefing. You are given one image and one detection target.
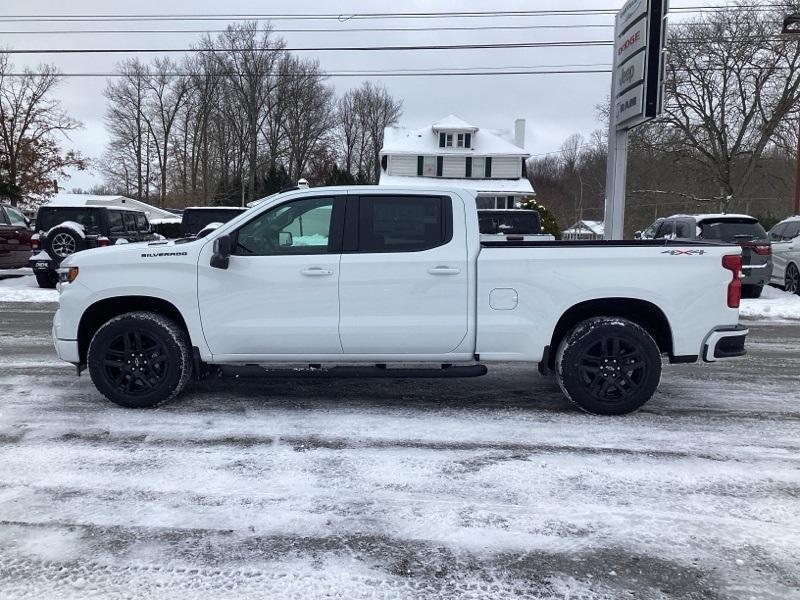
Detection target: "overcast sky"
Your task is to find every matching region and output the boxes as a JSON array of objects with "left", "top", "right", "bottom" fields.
[{"left": 2, "top": 0, "right": 731, "bottom": 190}]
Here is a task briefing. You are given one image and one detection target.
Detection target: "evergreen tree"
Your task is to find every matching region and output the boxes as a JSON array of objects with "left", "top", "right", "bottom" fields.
[{"left": 519, "top": 197, "right": 562, "bottom": 239}]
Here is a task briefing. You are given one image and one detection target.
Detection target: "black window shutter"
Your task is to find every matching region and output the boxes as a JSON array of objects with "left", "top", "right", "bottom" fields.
[
  {"left": 485, "top": 157, "right": 492, "bottom": 177},
  {"left": 436, "top": 156, "right": 443, "bottom": 177},
  {"left": 439, "top": 133, "right": 446, "bottom": 148},
  {"left": 417, "top": 156, "right": 424, "bottom": 176},
  {"left": 465, "top": 133, "right": 471, "bottom": 148},
  {"left": 465, "top": 156, "right": 472, "bottom": 178}
]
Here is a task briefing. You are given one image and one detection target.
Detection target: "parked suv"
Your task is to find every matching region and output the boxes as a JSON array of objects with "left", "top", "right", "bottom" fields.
[
  {"left": 768, "top": 216, "right": 800, "bottom": 294},
  {"left": 181, "top": 207, "right": 247, "bottom": 237},
  {"left": 29, "top": 205, "right": 156, "bottom": 288},
  {"left": 650, "top": 214, "right": 772, "bottom": 298},
  {"left": 0, "top": 203, "right": 33, "bottom": 269}
]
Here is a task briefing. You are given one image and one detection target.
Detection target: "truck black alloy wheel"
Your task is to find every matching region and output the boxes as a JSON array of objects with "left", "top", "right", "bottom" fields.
[
  {"left": 88, "top": 312, "right": 192, "bottom": 408},
  {"left": 44, "top": 226, "right": 87, "bottom": 260},
  {"left": 34, "top": 270, "right": 58, "bottom": 289},
  {"left": 786, "top": 264, "right": 800, "bottom": 295},
  {"left": 556, "top": 317, "right": 661, "bottom": 415}
]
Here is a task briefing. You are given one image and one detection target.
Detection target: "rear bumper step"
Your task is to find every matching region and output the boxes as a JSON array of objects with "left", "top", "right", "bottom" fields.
[
  {"left": 703, "top": 325, "right": 748, "bottom": 362},
  {"left": 218, "top": 364, "right": 488, "bottom": 379}
]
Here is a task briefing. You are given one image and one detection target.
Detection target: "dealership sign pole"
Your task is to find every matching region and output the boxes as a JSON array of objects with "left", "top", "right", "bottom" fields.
[{"left": 604, "top": 0, "right": 668, "bottom": 239}]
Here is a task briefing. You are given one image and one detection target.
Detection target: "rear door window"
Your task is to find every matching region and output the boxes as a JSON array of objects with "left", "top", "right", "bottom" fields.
[
  {"left": 135, "top": 213, "right": 149, "bottom": 232},
  {"left": 107, "top": 211, "right": 125, "bottom": 235},
  {"left": 124, "top": 213, "right": 138, "bottom": 236},
  {"left": 783, "top": 222, "right": 800, "bottom": 241},
  {"left": 357, "top": 195, "right": 451, "bottom": 253},
  {"left": 37, "top": 208, "right": 101, "bottom": 234},
  {"left": 699, "top": 219, "right": 767, "bottom": 242}
]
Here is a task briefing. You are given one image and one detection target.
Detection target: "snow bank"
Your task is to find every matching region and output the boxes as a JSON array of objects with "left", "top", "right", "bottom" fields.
[
  {"left": 0, "top": 276, "right": 58, "bottom": 303},
  {"left": 740, "top": 285, "right": 800, "bottom": 321}
]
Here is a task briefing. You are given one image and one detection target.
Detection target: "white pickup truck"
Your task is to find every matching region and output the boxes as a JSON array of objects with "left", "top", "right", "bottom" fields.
[{"left": 52, "top": 186, "right": 748, "bottom": 415}]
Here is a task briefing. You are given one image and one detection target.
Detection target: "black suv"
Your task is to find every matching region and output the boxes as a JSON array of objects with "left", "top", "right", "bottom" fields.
[{"left": 30, "top": 205, "right": 156, "bottom": 288}]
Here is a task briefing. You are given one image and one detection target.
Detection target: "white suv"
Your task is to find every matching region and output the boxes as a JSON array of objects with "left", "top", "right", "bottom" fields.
[{"left": 768, "top": 216, "right": 800, "bottom": 294}]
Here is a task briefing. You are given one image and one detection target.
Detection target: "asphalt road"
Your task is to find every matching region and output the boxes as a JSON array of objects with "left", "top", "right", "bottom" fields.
[{"left": 0, "top": 301, "right": 798, "bottom": 600}]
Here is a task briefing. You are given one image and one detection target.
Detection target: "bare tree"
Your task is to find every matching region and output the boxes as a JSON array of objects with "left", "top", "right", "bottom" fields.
[
  {"left": 0, "top": 54, "right": 84, "bottom": 204},
  {"left": 658, "top": 0, "right": 800, "bottom": 208}
]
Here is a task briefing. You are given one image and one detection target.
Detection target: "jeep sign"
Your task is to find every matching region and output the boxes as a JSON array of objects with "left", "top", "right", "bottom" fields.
[{"left": 613, "top": 0, "right": 668, "bottom": 130}]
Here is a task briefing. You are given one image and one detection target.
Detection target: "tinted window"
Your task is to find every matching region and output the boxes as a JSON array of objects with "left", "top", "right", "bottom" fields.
[
  {"left": 108, "top": 211, "right": 125, "bottom": 235},
  {"left": 5, "top": 206, "right": 27, "bottom": 226},
  {"left": 182, "top": 208, "right": 246, "bottom": 236},
  {"left": 478, "top": 211, "right": 541, "bottom": 235},
  {"left": 769, "top": 223, "right": 787, "bottom": 242},
  {"left": 654, "top": 220, "right": 674, "bottom": 239},
  {"left": 699, "top": 219, "right": 767, "bottom": 242},
  {"left": 783, "top": 222, "right": 800, "bottom": 240},
  {"left": 135, "top": 213, "right": 149, "bottom": 232},
  {"left": 642, "top": 220, "right": 661, "bottom": 238},
  {"left": 124, "top": 212, "right": 137, "bottom": 233},
  {"left": 358, "top": 195, "right": 449, "bottom": 253},
  {"left": 36, "top": 208, "right": 101, "bottom": 234},
  {"left": 674, "top": 220, "right": 693, "bottom": 238},
  {"left": 234, "top": 197, "right": 335, "bottom": 256}
]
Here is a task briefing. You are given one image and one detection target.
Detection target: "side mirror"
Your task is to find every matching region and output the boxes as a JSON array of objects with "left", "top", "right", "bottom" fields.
[
  {"left": 210, "top": 234, "right": 231, "bottom": 270},
  {"left": 279, "top": 231, "right": 293, "bottom": 247},
  {"left": 633, "top": 230, "right": 642, "bottom": 239}
]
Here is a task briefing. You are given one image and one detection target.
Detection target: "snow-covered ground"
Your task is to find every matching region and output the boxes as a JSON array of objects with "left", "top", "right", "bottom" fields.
[
  {"left": 0, "top": 273, "right": 58, "bottom": 303},
  {"left": 1, "top": 303, "right": 799, "bottom": 599},
  {"left": 740, "top": 284, "right": 800, "bottom": 321}
]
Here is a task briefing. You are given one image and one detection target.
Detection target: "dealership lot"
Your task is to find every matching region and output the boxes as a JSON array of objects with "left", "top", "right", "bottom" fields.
[{"left": 0, "top": 300, "right": 799, "bottom": 599}]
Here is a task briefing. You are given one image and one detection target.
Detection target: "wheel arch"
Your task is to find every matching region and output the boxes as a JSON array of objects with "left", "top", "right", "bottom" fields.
[
  {"left": 77, "top": 295, "right": 190, "bottom": 364},
  {"left": 547, "top": 298, "right": 674, "bottom": 370}
]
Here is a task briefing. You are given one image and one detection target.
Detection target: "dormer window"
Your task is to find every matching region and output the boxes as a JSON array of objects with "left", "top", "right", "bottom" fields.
[{"left": 439, "top": 133, "right": 454, "bottom": 148}]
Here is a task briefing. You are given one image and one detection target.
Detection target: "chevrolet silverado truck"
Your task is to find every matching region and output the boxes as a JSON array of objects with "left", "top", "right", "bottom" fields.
[{"left": 52, "top": 186, "right": 748, "bottom": 415}]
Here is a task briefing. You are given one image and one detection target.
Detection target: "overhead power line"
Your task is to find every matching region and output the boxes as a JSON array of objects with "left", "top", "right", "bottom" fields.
[
  {"left": 1, "top": 40, "right": 615, "bottom": 54},
  {"left": 0, "top": 23, "right": 617, "bottom": 35},
  {"left": 0, "top": 5, "right": 787, "bottom": 23}
]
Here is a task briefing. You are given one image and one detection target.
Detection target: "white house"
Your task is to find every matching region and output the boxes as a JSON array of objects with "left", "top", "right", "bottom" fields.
[
  {"left": 563, "top": 220, "right": 605, "bottom": 240},
  {"left": 379, "top": 115, "right": 534, "bottom": 209}
]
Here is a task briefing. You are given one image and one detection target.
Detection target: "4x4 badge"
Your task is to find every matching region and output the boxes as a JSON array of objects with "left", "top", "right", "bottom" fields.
[{"left": 661, "top": 249, "right": 707, "bottom": 256}]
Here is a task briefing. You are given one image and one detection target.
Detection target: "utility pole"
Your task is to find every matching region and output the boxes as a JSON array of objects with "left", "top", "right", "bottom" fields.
[{"left": 795, "top": 116, "right": 800, "bottom": 214}]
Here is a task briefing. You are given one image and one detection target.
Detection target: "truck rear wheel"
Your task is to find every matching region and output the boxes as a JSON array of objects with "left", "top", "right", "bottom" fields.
[
  {"left": 555, "top": 317, "right": 661, "bottom": 415},
  {"left": 88, "top": 311, "right": 192, "bottom": 408}
]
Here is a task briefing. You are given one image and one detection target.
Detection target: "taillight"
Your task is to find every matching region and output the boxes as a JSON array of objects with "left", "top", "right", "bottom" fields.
[
  {"left": 722, "top": 254, "right": 742, "bottom": 309},
  {"left": 31, "top": 234, "right": 39, "bottom": 250},
  {"left": 97, "top": 236, "right": 110, "bottom": 247},
  {"left": 752, "top": 244, "right": 771, "bottom": 256}
]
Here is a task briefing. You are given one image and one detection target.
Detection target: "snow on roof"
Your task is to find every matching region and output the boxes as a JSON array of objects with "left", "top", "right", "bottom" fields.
[
  {"left": 431, "top": 114, "right": 479, "bottom": 132},
  {"left": 379, "top": 174, "right": 534, "bottom": 195},
  {"left": 563, "top": 220, "right": 605, "bottom": 235},
  {"left": 43, "top": 193, "right": 176, "bottom": 220},
  {"left": 381, "top": 123, "right": 528, "bottom": 157},
  {"left": 667, "top": 213, "right": 756, "bottom": 222}
]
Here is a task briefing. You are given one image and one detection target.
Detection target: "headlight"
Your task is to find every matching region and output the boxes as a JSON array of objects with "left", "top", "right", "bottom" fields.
[{"left": 57, "top": 266, "right": 79, "bottom": 284}]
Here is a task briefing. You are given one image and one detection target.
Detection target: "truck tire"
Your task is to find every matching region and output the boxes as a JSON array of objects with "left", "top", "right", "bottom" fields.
[
  {"left": 44, "top": 226, "right": 86, "bottom": 260},
  {"left": 35, "top": 270, "right": 58, "bottom": 289},
  {"left": 87, "top": 311, "right": 192, "bottom": 408},
  {"left": 741, "top": 284, "right": 763, "bottom": 299},
  {"left": 555, "top": 317, "right": 662, "bottom": 415}
]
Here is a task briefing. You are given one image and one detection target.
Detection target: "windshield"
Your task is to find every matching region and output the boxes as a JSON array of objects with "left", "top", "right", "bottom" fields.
[
  {"left": 36, "top": 208, "right": 102, "bottom": 234},
  {"left": 478, "top": 211, "right": 541, "bottom": 235},
  {"left": 699, "top": 219, "right": 767, "bottom": 242}
]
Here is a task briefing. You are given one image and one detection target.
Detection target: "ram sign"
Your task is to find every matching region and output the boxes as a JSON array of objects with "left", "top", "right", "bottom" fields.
[{"left": 613, "top": 0, "right": 668, "bottom": 130}]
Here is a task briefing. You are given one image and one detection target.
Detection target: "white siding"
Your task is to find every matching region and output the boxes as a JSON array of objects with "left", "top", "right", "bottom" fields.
[
  {"left": 442, "top": 156, "right": 464, "bottom": 178},
  {"left": 389, "top": 155, "right": 418, "bottom": 177},
  {"left": 492, "top": 157, "right": 523, "bottom": 179}
]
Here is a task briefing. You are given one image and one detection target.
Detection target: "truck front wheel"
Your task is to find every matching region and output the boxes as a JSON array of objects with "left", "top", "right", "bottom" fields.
[
  {"left": 87, "top": 311, "right": 192, "bottom": 408},
  {"left": 555, "top": 317, "right": 662, "bottom": 415}
]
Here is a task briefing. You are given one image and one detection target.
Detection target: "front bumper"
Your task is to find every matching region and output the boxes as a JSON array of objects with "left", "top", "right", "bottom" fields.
[
  {"left": 702, "top": 325, "right": 748, "bottom": 362},
  {"left": 52, "top": 314, "right": 80, "bottom": 364}
]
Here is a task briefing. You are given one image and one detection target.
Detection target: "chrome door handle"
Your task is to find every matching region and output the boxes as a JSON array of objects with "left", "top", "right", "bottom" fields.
[
  {"left": 427, "top": 266, "right": 461, "bottom": 275},
  {"left": 300, "top": 267, "right": 334, "bottom": 276}
]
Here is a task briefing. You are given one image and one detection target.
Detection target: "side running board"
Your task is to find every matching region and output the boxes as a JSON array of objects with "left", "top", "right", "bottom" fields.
[{"left": 218, "top": 364, "right": 488, "bottom": 379}]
